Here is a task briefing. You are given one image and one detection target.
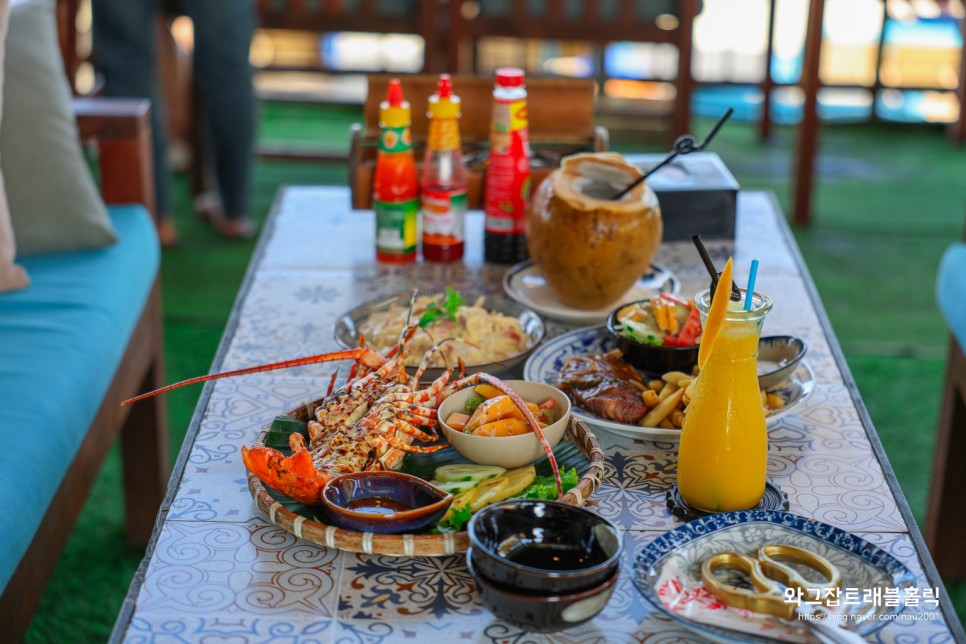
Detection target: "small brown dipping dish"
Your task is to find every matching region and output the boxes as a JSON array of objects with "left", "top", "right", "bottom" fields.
[{"left": 321, "top": 472, "right": 452, "bottom": 534}]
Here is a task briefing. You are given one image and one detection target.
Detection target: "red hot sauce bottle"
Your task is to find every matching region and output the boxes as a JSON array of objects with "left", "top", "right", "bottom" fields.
[
  {"left": 483, "top": 68, "right": 531, "bottom": 264},
  {"left": 373, "top": 79, "right": 418, "bottom": 264}
]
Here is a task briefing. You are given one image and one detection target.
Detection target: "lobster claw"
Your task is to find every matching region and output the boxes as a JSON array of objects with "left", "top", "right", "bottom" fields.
[{"left": 241, "top": 445, "right": 332, "bottom": 506}]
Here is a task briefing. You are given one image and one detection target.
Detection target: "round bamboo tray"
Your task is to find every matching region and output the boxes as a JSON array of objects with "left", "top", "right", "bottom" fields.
[{"left": 246, "top": 414, "right": 605, "bottom": 557}]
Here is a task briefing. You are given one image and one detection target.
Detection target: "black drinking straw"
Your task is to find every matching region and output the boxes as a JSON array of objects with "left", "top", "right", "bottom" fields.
[
  {"left": 612, "top": 108, "right": 735, "bottom": 201},
  {"left": 692, "top": 235, "right": 741, "bottom": 302}
]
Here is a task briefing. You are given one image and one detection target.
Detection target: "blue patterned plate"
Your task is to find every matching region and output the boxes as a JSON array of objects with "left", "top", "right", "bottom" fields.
[
  {"left": 523, "top": 326, "right": 814, "bottom": 442},
  {"left": 631, "top": 511, "right": 915, "bottom": 642}
]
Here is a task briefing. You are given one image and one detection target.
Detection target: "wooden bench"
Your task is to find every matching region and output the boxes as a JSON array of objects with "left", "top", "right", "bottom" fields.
[{"left": 0, "top": 99, "right": 169, "bottom": 641}]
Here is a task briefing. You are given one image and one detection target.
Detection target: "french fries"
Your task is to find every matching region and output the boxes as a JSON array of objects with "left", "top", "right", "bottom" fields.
[
  {"left": 638, "top": 370, "right": 785, "bottom": 429},
  {"left": 641, "top": 388, "right": 685, "bottom": 427}
]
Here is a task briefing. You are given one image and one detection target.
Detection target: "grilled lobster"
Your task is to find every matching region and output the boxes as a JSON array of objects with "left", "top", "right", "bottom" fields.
[{"left": 123, "top": 324, "right": 562, "bottom": 504}]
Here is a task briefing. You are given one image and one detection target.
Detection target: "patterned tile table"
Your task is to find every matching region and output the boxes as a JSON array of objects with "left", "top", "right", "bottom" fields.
[{"left": 112, "top": 186, "right": 964, "bottom": 643}]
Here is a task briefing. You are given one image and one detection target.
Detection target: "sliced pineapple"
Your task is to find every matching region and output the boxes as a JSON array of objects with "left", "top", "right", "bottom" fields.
[
  {"left": 469, "top": 476, "right": 510, "bottom": 512},
  {"left": 498, "top": 466, "right": 537, "bottom": 499},
  {"left": 442, "top": 486, "right": 479, "bottom": 523}
]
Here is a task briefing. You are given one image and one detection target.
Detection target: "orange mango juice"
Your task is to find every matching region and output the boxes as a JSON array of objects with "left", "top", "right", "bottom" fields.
[{"left": 677, "top": 292, "right": 772, "bottom": 512}]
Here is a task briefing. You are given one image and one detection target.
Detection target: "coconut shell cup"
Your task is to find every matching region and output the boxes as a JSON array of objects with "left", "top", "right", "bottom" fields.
[{"left": 527, "top": 153, "right": 663, "bottom": 310}]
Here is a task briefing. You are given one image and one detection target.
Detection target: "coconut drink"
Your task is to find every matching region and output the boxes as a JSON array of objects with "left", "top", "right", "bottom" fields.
[{"left": 527, "top": 153, "right": 662, "bottom": 310}]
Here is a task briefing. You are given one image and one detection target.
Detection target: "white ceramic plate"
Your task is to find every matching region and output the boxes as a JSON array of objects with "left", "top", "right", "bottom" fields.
[
  {"left": 632, "top": 511, "right": 914, "bottom": 643},
  {"left": 523, "top": 326, "right": 815, "bottom": 442},
  {"left": 502, "top": 261, "right": 680, "bottom": 325}
]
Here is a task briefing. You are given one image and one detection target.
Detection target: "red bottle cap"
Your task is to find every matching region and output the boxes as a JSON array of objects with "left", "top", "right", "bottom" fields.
[
  {"left": 385, "top": 78, "right": 405, "bottom": 106},
  {"left": 437, "top": 74, "right": 453, "bottom": 99},
  {"left": 495, "top": 68, "right": 525, "bottom": 88}
]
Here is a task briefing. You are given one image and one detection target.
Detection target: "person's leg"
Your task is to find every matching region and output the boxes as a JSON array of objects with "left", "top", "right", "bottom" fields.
[
  {"left": 92, "top": 0, "right": 174, "bottom": 243},
  {"left": 187, "top": 0, "right": 256, "bottom": 233}
]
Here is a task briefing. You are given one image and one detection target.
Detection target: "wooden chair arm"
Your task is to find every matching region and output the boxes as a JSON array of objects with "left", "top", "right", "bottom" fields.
[{"left": 73, "top": 98, "right": 156, "bottom": 220}]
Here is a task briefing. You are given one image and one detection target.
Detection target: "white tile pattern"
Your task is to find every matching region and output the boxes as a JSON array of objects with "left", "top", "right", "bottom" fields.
[{"left": 120, "top": 187, "right": 957, "bottom": 643}]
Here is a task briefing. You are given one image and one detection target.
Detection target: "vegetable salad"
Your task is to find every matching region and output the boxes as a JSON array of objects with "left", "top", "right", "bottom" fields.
[{"left": 616, "top": 293, "right": 702, "bottom": 347}]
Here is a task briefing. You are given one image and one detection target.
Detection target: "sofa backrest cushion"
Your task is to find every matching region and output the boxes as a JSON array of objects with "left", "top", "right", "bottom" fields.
[
  {"left": 1, "top": 0, "right": 117, "bottom": 257},
  {"left": 0, "top": 0, "right": 30, "bottom": 292}
]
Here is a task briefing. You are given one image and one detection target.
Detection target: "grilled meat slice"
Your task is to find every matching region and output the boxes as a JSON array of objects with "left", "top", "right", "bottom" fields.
[{"left": 555, "top": 351, "right": 647, "bottom": 424}]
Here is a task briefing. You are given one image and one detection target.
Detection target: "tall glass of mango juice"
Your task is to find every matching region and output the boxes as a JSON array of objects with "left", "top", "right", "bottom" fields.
[{"left": 677, "top": 289, "right": 773, "bottom": 512}]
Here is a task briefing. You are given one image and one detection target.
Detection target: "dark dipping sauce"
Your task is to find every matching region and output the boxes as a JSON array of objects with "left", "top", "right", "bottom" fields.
[
  {"left": 504, "top": 542, "right": 609, "bottom": 571},
  {"left": 346, "top": 497, "right": 412, "bottom": 514}
]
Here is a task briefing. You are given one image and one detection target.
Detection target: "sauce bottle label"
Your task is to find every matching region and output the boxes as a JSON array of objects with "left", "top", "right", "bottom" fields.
[
  {"left": 379, "top": 126, "right": 413, "bottom": 153},
  {"left": 490, "top": 99, "right": 528, "bottom": 134},
  {"left": 421, "top": 188, "right": 466, "bottom": 243},
  {"left": 375, "top": 198, "right": 418, "bottom": 255},
  {"left": 484, "top": 151, "right": 530, "bottom": 235},
  {"left": 485, "top": 98, "right": 530, "bottom": 235},
  {"left": 509, "top": 102, "right": 529, "bottom": 133}
]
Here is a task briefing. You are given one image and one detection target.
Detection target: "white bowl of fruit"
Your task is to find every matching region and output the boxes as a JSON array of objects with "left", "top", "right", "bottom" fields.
[{"left": 438, "top": 380, "right": 571, "bottom": 470}]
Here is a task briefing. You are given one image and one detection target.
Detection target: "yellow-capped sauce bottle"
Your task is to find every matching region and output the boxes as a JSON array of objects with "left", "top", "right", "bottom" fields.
[{"left": 420, "top": 75, "right": 467, "bottom": 262}]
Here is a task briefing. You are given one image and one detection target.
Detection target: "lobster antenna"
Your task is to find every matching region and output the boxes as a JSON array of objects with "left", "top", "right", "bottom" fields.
[
  {"left": 431, "top": 337, "right": 456, "bottom": 370},
  {"left": 401, "top": 290, "right": 418, "bottom": 335},
  {"left": 326, "top": 368, "right": 340, "bottom": 396},
  {"left": 412, "top": 336, "right": 456, "bottom": 386},
  {"left": 394, "top": 290, "right": 419, "bottom": 364}
]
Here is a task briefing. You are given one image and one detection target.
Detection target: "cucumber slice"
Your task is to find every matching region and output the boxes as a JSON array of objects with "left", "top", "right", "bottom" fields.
[
  {"left": 430, "top": 479, "right": 479, "bottom": 494},
  {"left": 434, "top": 464, "right": 507, "bottom": 483}
]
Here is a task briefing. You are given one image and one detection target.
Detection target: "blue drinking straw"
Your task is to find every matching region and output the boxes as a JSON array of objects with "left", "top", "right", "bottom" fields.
[{"left": 744, "top": 260, "right": 760, "bottom": 311}]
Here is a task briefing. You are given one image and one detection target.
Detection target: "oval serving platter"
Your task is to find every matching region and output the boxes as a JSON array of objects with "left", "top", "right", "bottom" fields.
[
  {"left": 246, "top": 403, "right": 605, "bottom": 557},
  {"left": 631, "top": 511, "right": 915, "bottom": 643},
  {"left": 524, "top": 326, "right": 814, "bottom": 442},
  {"left": 334, "top": 289, "right": 545, "bottom": 381}
]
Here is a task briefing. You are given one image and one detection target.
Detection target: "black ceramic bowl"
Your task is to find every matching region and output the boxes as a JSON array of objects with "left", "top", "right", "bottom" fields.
[
  {"left": 467, "top": 500, "right": 623, "bottom": 594},
  {"left": 467, "top": 550, "right": 618, "bottom": 632},
  {"left": 606, "top": 300, "right": 699, "bottom": 375},
  {"left": 321, "top": 472, "right": 452, "bottom": 534}
]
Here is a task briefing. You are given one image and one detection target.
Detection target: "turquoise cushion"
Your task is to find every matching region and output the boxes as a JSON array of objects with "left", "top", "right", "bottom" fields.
[
  {"left": 938, "top": 243, "right": 966, "bottom": 351},
  {"left": 0, "top": 205, "right": 158, "bottom": 592}
]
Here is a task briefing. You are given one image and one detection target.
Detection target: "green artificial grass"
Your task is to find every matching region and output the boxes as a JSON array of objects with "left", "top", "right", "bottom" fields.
[{"left": 24, "top": 104, "right": 966, "bottom": 641}]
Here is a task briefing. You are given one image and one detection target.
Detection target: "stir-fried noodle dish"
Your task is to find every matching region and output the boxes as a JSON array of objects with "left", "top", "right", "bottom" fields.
[{"left": 359, "top": 293, "right": 530, "bottom": 367}]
